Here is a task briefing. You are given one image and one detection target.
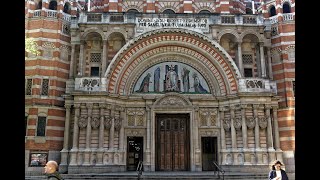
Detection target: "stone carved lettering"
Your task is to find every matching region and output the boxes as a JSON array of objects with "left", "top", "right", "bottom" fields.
[
  {"left": 78, "top": 116, "right": 88, "bottom": 129},
  {"left": 246, "top": 116, "right": 255, "bottom": 129},
  {"left": 91, "top": 116, "right": 100, "bottom": 129},
  {"left": 233, "top": 117, "right": 242, "bottom": 129},
  {"left": 259, "top": 116, "right": 268, "bottom": 129},
  {"left": 223, "top": 118, "right": 231, "bottom": 131}
]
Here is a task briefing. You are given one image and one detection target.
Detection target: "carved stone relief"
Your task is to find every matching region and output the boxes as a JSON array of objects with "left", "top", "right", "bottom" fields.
[
  {"left": 91, "top": 116, "right": 100, "bottom": 129},
  {"left": 127, "top": 108, "right": 145, "bottom": 126},
  {"left": 114, "top": 117, "right": 122, "bottom": 131},
  {"left": 104, "top": 116, "right": 112, "bottom": 129},
  {"left": 246, "top": 116, "right": 255, "bottom": 129},
  {"left": 259, "top": 116, "right": 268, "bottom": 129},
  {"left": 233, "top": 117, "right": 242, "bottom": 130},
  {"left": 78, "top": 116, "right": 88, "bottom": 129},
  {"left": 223, "top": 118, "right": 231, "bottom": 131},
  {"left": 199, "top": 108, "right": 217, "bottom": 126}
]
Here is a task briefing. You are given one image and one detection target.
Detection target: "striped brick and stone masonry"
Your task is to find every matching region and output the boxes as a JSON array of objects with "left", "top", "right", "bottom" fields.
[
  {"left": 259, "top": 0, "right": 295, "bottom": 173},
  {"left": 25, "top": 0, "right": 76, "bottom": 175}
]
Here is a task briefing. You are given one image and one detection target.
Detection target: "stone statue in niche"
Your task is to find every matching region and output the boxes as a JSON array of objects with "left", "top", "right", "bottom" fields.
[
  {"left": 181, "top": 67, "right": 190, "bottom": 92},
  {"left": 136, "top": 73, "right": 152, "bottom": 93},
  {"left": 164, "top": 65, "right": 180, "bottom": 91},
  {"left": 192, "top": 72, "right": 208, "bottom": 93},
  {"left": 154, "top": 67, "right": 161, "bottom": 92}
]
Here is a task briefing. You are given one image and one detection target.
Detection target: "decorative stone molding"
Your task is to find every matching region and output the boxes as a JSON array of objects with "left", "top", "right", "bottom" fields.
[
  {"left": 199, "top": 108, "right": 217, "bottom": 126},
  {"left": 246, "top": 116, "right": 255, "bottom": 129},
  {"left": 199, "top": 130, "right": 219, "bottom": 136},
  {"left": 104, "top": 116, "right": 112, "bottom": 129},
  {"left": 64, "top": 104, "right": 72, "bottom": 109},
  {"left": 78, "top": 116, "right": 88, "bottom": 129},
  {"left": 126, "top": 129, "right": 144, "bottom": 136},
  {"left": 154, "top": 93, "right": 192, "bottom": 107},
  {"left": 259, "top": 116, "right": 268, "bottom": 129},
  {"left": 74, "top": 103, "right": 81, "bottom": 108},
  {"left": 223, "top": 118, "right": 231, "bottom": 131},
  {"left": 233, "top": 117, "right": 242, "bottom": 130},
  {"left": 127, "top": 108, "right": 145, "bottom": 116},
  {"left": 91, "top": 116, "right": 100, "bottom": 129},
  {"left": 114, "top": 117, "right": 122, "bottom": 131}
]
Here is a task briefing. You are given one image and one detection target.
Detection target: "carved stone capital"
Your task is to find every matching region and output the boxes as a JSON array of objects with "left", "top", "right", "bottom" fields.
[
  {"left": 91, "top": 116, "right": 100, "bottom": 129},
  {"left": 252, "top": 104, "right": 260, "bottom": 109},
  {"left": 99, "top": 103, "right": 106, "bottom": 108},
  {"left": 272, "top": 106, "right": 278, "bottom": 110},
  {"left": 240, "top": 104, "right": 248, "bottom": 109},
  {"left": 246, "top": 116, "right": 255, "bottom": 129},
  {"left": 223, "top": 118, "right": 231, "bottom": 131},
  {"left": 78, "top": 115, "right": 88, "bottom": 129},
  {"left": 64, "top": 104, "right": 72, "bottom": 109},
  {"left": 265, "top": 104, "right": 272, "bottom": 110},
  {"left": 259, "top": 116, "right": 268, "bottom": 129},
  {"left": 104, "top": 116, "right": 112, "bottom": 129},
  {"left": 219, "top": 106, "right": 228, "bottom": 112},
  {"left": 74, "top": 103, "right": 81, "bottom": 108},
  {"left": 86, "top": 103, "right": 93, "bottom": 109},
  {"left": 233, "top": 117, "right": 242, "bottom": 130},
  {"left": 114, "top": 117, "right": 122, "bottom": 131}
]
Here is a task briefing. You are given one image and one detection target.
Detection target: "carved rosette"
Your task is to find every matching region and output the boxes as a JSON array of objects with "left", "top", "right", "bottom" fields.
[
  {"left": 259, "top": 116, "right": 268, "bottom": 129},
  {"left": 223, "top": 118, "right": 231, "bottom": 131},
  {"left": 233, "top": 117, "right": 242, "bottom": 130},
  {"left": 246, "top": 116, "right": 255, "bottom": 129},
  {"left": 78, "top": 115, "right": 88, "bottom": 129},
  {"left": 114, "top": 117, "right": 122, "bottom": 131},
  {"left": 91, "top": 116, "right": 100, "bottom": 129},
  {"left": 104, "top": 116, "right": 112, "bottom": 129}
]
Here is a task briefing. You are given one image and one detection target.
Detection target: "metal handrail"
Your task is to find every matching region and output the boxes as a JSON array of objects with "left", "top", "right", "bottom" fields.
[
  {"left": 136, "top": 161, "right": 143, "bottom": 180},
  {"left": 212, "top": 161, "right": 225, "bottom": 180}
]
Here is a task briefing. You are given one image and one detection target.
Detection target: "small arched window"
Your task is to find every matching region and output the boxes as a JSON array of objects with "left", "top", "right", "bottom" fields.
[
  {"left": 246, "top": 8, "right": 253, "bottom": 14},
  {"left": 163, "top": 9, "right": 175, "bottom": 14},
  {"left": 49, "top": 0, "right": 57, "bottom": 10},
  {"left": 37, "top": 0, "right": 42, "bottom": 10},
  {"left": 127, "top": 9, "right": 139, "bottom": 14},
  {"left": 199, "top": 10, "right": 211, "bottom": 14},
  {"left": 283, "top": 2, "right": 291, "bottom": 13},
  {"left": 63, "top": 3, "right": 70, "bottom": 14},
  {"left": 269, "top": 6, "right": 276, "bottom": 17}
]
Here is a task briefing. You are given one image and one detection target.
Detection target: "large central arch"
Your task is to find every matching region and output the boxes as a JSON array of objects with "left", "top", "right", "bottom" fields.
[{"left": 104, "top": 28, "right": 241, "bottom": 96}]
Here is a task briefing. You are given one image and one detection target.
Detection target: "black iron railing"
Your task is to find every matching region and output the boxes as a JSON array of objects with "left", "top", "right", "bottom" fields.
[
  {"left": 213, "top": 161, "right": 225, "bottom": 180},
  {"left": 136, "top": 161, "right": 143, "bottom": 180}
]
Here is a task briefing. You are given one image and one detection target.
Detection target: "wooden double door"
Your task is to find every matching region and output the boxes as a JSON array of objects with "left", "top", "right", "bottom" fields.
[{"left": 156, "top": 114, "right": 190, "bottom": 171}]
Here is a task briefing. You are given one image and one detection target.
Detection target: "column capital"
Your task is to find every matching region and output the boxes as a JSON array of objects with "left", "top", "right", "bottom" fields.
[
  {"left": 265, "top": 104, "right": 272, "bottom": 109},
  {"left": 252, "top": 104, "right": 260, "bottom": 109},
  {"left": 74, "top": 103, "right": 81, "bottom": 108},
  {"left": 219, "top": 106, "right": 229, "bottom": 112},
  {"left": 64, "top": 104, "right": 72, "bottom": 109},
  {"left": 241, "top": 104, "right": 248, "bottom": 109},
  {"left": 86, "top": 103, "right": 93, "bottom": 109},
  {"left": 229, "top": 105, "right": 236, "bottom": 110},
  {"left": 259, "top": 42, "right": 264, "bottom": 46},
  {"left": 272, "top": 106, "right": 279, "bottom": 110}
]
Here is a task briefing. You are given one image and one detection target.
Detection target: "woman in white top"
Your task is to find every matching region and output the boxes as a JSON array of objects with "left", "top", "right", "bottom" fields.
[{"left": 268, "top": 160, "right": 289, "bottom": 180}]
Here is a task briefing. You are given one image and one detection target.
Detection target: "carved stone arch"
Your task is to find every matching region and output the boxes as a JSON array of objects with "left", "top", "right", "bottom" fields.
[
  {"left": 81, "top": 27, "right": 105, "bottom": 41},
  {"left": 284, "top": 45, "right": 295, "bottom": 53},
  {"left": 239, "top": 30, "right": 264, "bottom": 43},
  {"left": 153, "top": 93, "right": 192, "bottom": 108},
  {"left": 38, "top": 112, "right": 48, "bottom": 117},
  {"left": 266, "top": 2, "right": 277, "bottom": 12},
  {"left": 105, "top": 28, "right": 241, "bottom": 95},
  {"left": 125, "top": 54, "right": 221, "bottom": 96},
  {"left": 105, "top": 30, "right": 127, "bottom": 42},
  {"left": 121, "top": 1, "right": 144, "bottom": 12},
  {"left": 195, "top": 7, "right": 215, "bottom": 14},
  {"left": 217, "top": 30, "right": 241, "bottom": 43}
]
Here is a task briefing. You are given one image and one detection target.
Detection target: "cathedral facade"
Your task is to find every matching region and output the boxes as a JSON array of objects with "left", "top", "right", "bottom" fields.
[{"left": 25, "top": 0, "right": 295, "bottom": 175}]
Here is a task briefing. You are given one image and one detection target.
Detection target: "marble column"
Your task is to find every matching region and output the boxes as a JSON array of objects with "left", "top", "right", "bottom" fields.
[
  {"left": 69, "top": 44, "right": 76, "bottom": 78},
  {"left": 97, "top": 104, "right": 105, "bottom": 165},
  {"left": 241, "top": 105, "right": 250, "bottom": 165},
  {"left": 265, "top": 105, "right": 275, "bottom": 163},
  {"left": 194, "top": 107, "right": 201, "bottom": 171},
  {"left": 237, "top": 42, "right": 244, "bottom": 76},
  {"left": 79, "top": 40, "right": 85, "bottom": 76},
  {"left": 119, "top": 107, "right": 125, "bottom": 151},
  {"left": 259, "top": 42, "right": 267, "bottom": 78},
  {"left": 253, "top": 104, "right": 262, "bottom": 164},
  {"left": 70, "top": 104, "right": 80, "bottom": 165},
  {"left": 109, "top": 106, "right": 115, "bottom": 151},
  {"left": 60, "top": 104, "right": 71, "bottom": 172},
  {"left": 267, "top": 47, "right": 273, "bottom": 79},
  {"left": 101, "top": 40, "right": 108, "bottom": 77},
  {"left": 219, "top": 107, "right": 226, "bottom": 165},
  {"left": 83, "top": 103, "right": 93, "bottom": 165},
  {"left": 230, "top": 106, "right": 238, "bottom": 165},
  {"left": 272, "top": 106, "right": 283, "bottom": 162},
  {"left": 145, "top": 105, "right": 151, "bottom": 168}
]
